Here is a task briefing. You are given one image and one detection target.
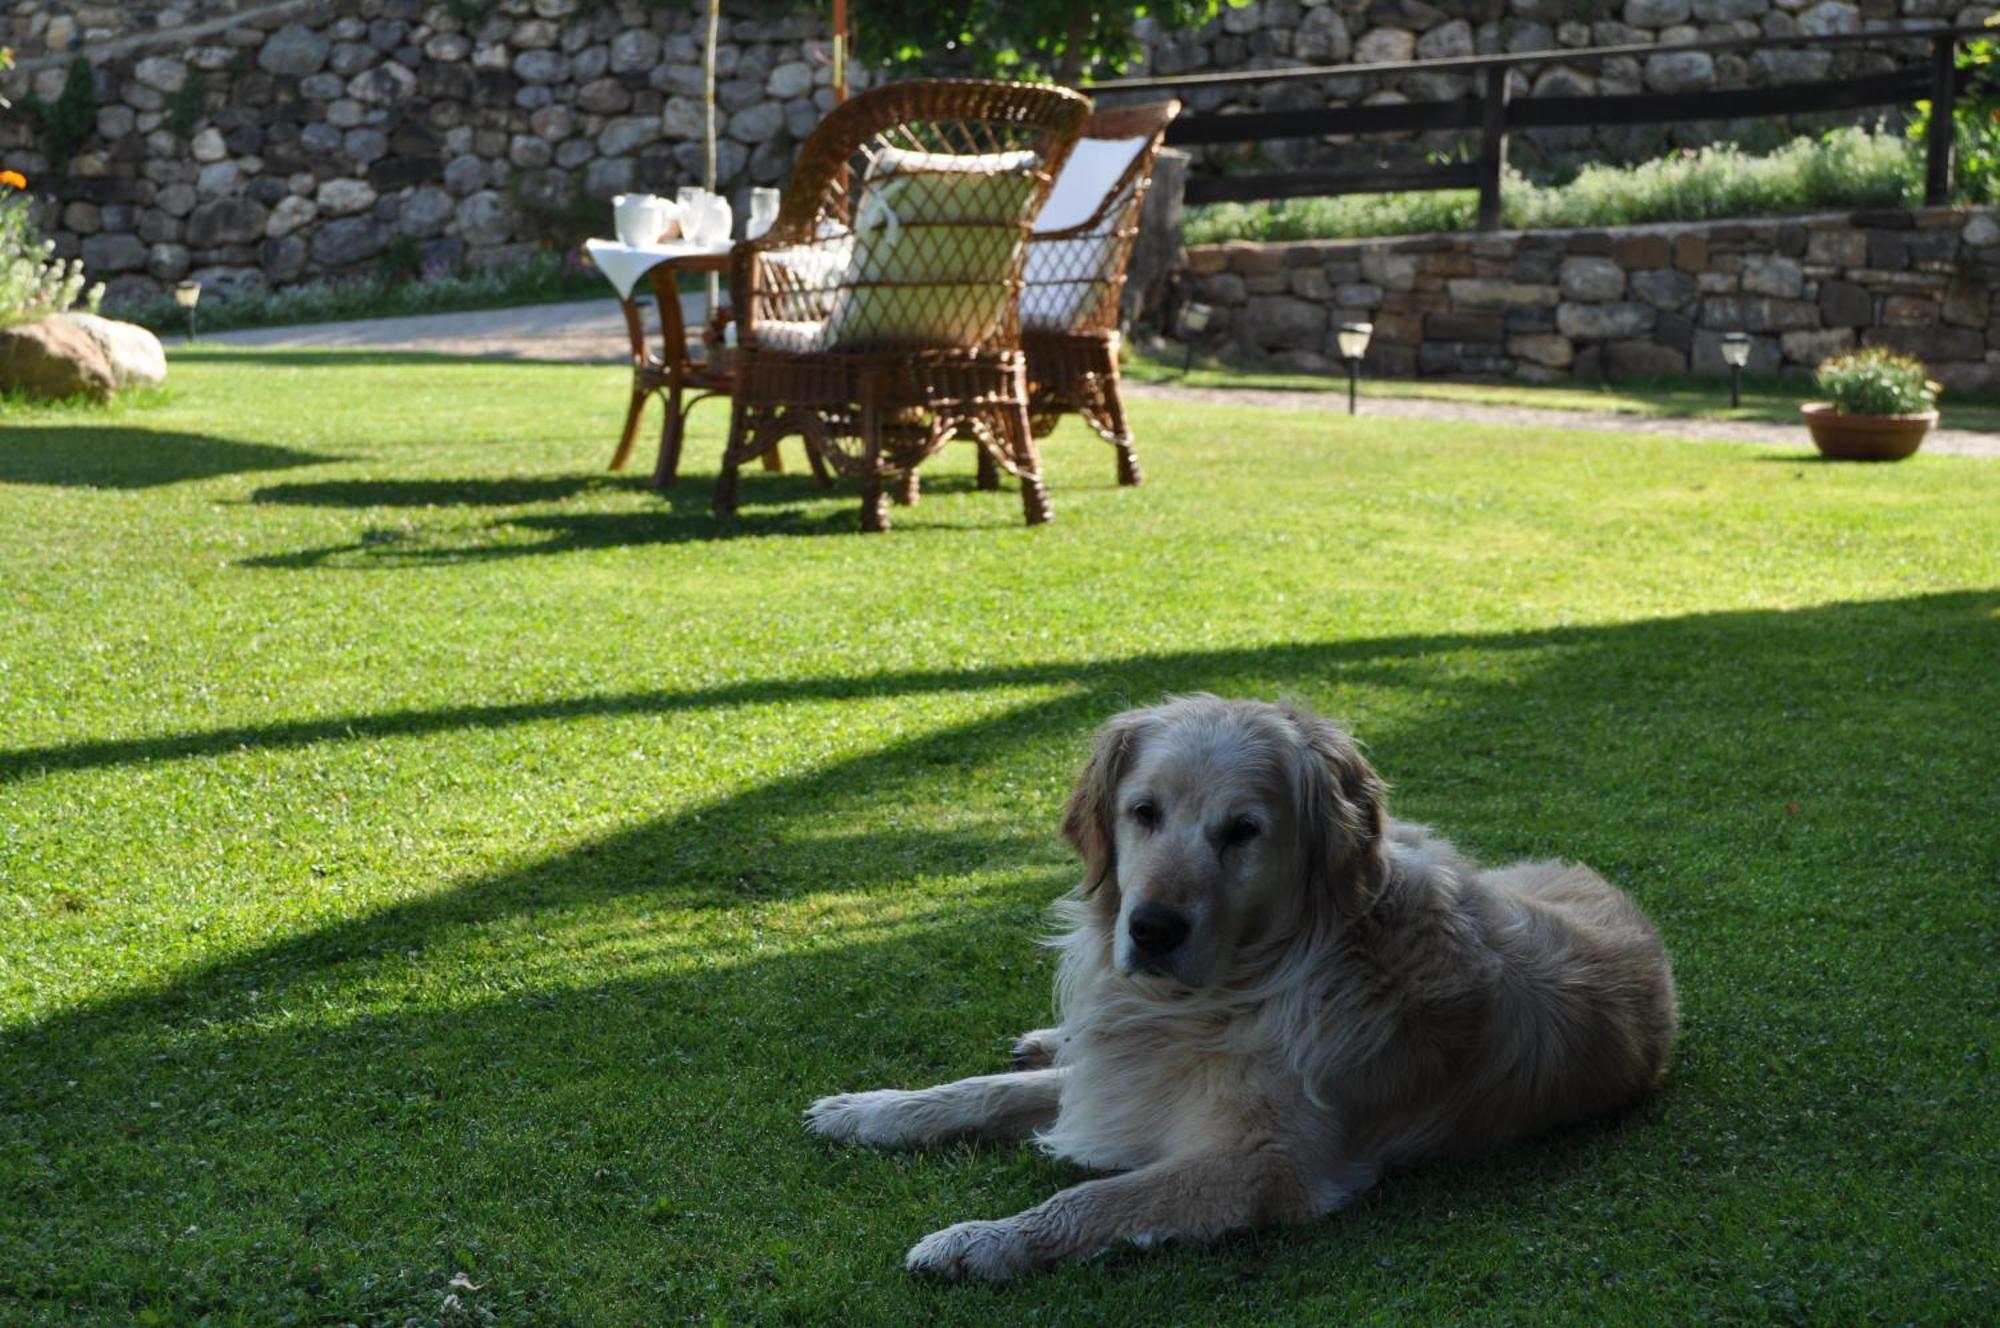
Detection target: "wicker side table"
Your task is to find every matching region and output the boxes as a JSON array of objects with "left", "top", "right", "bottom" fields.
[{"left": 587, "top": 239, "right": 786, "bottom": 488}]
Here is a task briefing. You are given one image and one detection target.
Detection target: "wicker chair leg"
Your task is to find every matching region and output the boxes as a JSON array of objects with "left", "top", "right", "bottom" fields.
[
  {"left": 861, "top": 473, "right": 890, "bottom": 531},
  {"left": 653, "top": 382, "right": 686, "bottom": 489},
  {"left": 803, "top": 435, "right": 834, "bottom": 488},
  {"left": 858, "top": 393, "right": 890, "bottom": 532},
  {"left": 1099, "top": 368, "right": 1142, "bottom": 487},
  {"left": 975, "top": 446, "right": 1001, "bottom": 491},
  {"left": 713, "top": 400, "right": 750, "bottom": 517},
  {"left": 892, "top": 470, "right": 921, "bottom": 506},
  {"left": 1005, "top": 407, "right": 1052, "bottom": 526},
  {"left": 1115, "top": 442, "right": 1143, "bottom": 487}
]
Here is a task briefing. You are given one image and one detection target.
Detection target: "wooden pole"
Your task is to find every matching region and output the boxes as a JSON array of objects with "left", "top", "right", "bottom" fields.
[
  {"left": 1477, "top": 65, "right": 1509, "bottom": 232},
  {"left": 833, "top": 0, "right": 848, "bottom": 104},
  {"left": 1925, "top": 32, "right": 1956, "bottom": 206},
  {"left": 1125, "top": 148, "right": 1188, "bottom": 329},
  {"left": 703, "top": 0, "right": 720, "bottom": 313}
]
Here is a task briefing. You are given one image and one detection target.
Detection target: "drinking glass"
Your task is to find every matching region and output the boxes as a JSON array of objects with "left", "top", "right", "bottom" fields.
[
  {"left": 747, "top": 187, "right": 781, "bottom": 240},
  {"left": 675, "top": 186, "right": 709, "bottom": 242}
]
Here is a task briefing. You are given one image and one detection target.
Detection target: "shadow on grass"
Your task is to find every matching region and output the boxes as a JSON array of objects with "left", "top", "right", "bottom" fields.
[
  {"left": 0, "top": 425, "right": 335, "bottom": 489},
  {"left": 3, "top": 591, "right": 1994, "bottom": 1318},
  {"left": 249, "top": 474, "right": 652, "bottom": 509},
  {"left": 240, "top": 471, "right": 1028, "bottom": 566}
]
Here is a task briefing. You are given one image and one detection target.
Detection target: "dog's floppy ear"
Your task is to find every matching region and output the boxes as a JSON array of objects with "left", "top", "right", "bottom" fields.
[
  {"left": 1062, "top": 710, "right": 1150, "bottom": 894},
  {"left": 1283, "top": 705, "right": 1388, "bottom": 919}
]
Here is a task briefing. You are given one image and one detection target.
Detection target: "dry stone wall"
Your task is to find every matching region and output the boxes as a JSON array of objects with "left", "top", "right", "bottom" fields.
[
  {"left": 4, "top": 0, "right": 1995, "bottom": 302},
  {"left": 0, "top": 0, "right": 854, "bottom": 303},
  {"left": 1184, "top": 206, "right": 2000, "bottom": 389},
  {"left": 1133, "top": 0, "right": 1997, "bottom": 175}
]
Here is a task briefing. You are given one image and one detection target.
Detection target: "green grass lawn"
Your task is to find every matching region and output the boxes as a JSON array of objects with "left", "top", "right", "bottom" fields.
[{"left": 2, "top": 350, "right": 1995, "bottom": 1325}]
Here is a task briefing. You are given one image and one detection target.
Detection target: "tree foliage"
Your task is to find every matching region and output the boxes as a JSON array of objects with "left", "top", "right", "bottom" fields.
[{"left": 852, "top": 0, "right": 1242, "bottom": 83}]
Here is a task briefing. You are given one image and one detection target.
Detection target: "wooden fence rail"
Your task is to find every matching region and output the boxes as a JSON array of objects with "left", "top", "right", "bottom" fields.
[{"left": 1088, "top": 25, "right": 1985, "bottom": 225}]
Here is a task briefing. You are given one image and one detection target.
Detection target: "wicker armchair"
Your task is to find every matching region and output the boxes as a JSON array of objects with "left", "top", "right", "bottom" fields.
[
  {"left": 714, "top": 79, "right": 1091, "bottom": 532},
  {"left": 1016, "top": 99, "right": 1181, "bottom": 488}
]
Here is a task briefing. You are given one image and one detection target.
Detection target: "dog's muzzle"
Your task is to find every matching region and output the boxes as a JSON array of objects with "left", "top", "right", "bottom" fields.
[{"left": 1128, "top": 901, "right": 1190, "bottom": 963}]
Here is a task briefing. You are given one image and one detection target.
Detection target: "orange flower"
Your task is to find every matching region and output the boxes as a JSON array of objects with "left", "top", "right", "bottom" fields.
[{"left": 0, "top": 170, "right": 25, "bottom": 190}]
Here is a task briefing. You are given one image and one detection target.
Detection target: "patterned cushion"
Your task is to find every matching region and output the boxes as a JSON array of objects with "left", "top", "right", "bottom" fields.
[
  {"left": 820, "top": 148, "right": 1044, "bottom": 351},
  {"left": 758, "top": 231, "right": 854, "bottom": 323},
  {"left": 755, "top": 318, "right": 830, "bottom": 354}
]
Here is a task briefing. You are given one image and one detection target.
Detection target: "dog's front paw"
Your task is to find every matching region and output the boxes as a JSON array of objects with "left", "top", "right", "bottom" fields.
[
  {"left": 804, "top": 1089, "right": 916, "bottom": 1147},
  {"left": 1009, "top": 1026, "right": 1064, "bottom": 1071},
  {"left": 906, "top": 1219, "right": 1039, "bottom": 1281}
]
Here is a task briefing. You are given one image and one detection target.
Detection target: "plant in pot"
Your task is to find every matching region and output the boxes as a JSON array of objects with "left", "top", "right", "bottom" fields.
[{"left": 1801, "top": 347, "right": 1941, "bottom": 461}]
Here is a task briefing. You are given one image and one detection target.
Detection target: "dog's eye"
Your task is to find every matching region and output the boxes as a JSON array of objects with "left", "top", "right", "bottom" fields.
[
  {"left": 1222, "top": 816, "right": 1262, "bottom": 847},
  {"left": 1127, "top": 800, "right": 1159, "bottom": 829}
]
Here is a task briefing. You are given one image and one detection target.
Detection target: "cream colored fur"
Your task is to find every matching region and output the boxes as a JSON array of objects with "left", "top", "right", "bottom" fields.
[{"left": 806, "top": 697, "right": 1678, "bottom": 1280}]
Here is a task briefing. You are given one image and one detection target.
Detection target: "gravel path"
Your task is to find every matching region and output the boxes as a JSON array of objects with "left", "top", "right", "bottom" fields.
[
  {"left": 210, "top": 301, "right": 1998, "bottom": 459},
  {"left": 207, "top": 298, "right": 681, "bottom": 362}
]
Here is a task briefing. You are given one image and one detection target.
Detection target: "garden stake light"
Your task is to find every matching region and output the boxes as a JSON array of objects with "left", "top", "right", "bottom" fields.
[
  {"left": 1337, "top": 321, "right": 1373, "bottom": 415},
  {"left": 1721, "top": 332, "right": 1751, "bottom": 408},
  {"left": 174, "top": 280, "right": 202, "bottom": 343}
]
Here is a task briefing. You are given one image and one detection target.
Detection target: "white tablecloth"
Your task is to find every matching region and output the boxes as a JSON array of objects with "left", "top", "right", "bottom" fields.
[{"left": 585, "top": 238, "right": 733, "bottom": 301}]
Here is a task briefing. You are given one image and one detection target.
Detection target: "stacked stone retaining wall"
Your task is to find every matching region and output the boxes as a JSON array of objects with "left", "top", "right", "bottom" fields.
[
  {"left": 1185, "top": 207, "right": 2000, "bottom": 389},
  {"left": 4, "top": 0, "right": 1996, "bottom": 302},
  {"left": 0, "top": 0, "right": 854, "bottom": 303}
]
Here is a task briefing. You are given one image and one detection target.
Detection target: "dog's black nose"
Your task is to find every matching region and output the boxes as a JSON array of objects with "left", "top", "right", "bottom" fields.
[{"left": 1128, "top": 902, "right": 1190, "bottom": 957}]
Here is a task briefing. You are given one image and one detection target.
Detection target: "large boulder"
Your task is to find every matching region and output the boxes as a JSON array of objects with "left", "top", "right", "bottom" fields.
[
  {"left": 55, "top": 313, "right": 168, "bottom": 391},
  {"left": 0, "top": 318, "right": 119, "bottom": 401}
]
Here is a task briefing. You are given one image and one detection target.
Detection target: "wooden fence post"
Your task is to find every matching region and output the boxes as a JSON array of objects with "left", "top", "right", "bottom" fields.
[
  {"left": 1478, "top": 66, "right": 1509, "bottom": 231},
  {"left": 1925, "top": 33, "right": 1957, "bottom": 206},
  {"left": 1126, "top": 147, "right": 1189, "bottom": 330}
]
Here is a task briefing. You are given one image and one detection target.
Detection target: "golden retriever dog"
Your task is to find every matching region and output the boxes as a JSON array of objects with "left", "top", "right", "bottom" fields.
[{"left": 807, "top": 697, "right": 1677, "bottom": 1280}]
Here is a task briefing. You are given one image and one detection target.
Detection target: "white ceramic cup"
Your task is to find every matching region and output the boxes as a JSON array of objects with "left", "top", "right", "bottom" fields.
[{"left": 612, "top": 194, "right": 676, "bottom": 247}]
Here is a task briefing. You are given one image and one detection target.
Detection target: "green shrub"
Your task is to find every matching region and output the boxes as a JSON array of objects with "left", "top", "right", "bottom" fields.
[
  {"left": 1508, "top": 127, "right": 1917, "bottom": 228},
  {"left": 1814, "top": 346, "right": 1939, "bottom": 416},
  {"left": 375, "top": 234, "right": 424, "bottom": 284},
  {"left": 166, "top": 68, "right": 209, "bottom": 141},
  {"left": 1184, "top": 127, "right": 1923, "bottom": 245},
  {"left": 21, "top": 57, "right": 97, "bottom": 180},
  {"left": 1184, "top": 189, "right": 1478, "bottom": 244},
  {"left": 1908, "top": 16, "right": 2000, "bottom": 204},
  {"left": 1, "top": 178, "right": 101, "bottom": 329}
]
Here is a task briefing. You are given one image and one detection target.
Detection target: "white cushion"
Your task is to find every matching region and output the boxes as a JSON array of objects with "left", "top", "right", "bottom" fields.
[
  {"left": 755, "top": 318, "right": 830, "bottom": 354},
  {"left": 1021, "top": 235, "right": 1118, "bottom": 333},
  {"left": 821, "top": 148, "right": 1044, "bottom": 351},
  {"left": 1035, "top": 136, "right": 1151, "bottom": 235},
  {"left": 759, "top": 234, "right": 853, "bottom": 322},
  {"left": 1020, "top": 137, "right": 1152, "bottom": 333}
]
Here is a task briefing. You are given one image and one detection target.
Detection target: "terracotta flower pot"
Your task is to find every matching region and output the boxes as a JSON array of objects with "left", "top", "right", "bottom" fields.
[{"left": 1799, "top": 402, "right": 1935, "bottom": 462}]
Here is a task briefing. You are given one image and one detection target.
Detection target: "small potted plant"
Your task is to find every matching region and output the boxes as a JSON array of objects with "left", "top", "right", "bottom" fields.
[{"left": 1800, "top": 347, "right": 1941, "bottom": 461}]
